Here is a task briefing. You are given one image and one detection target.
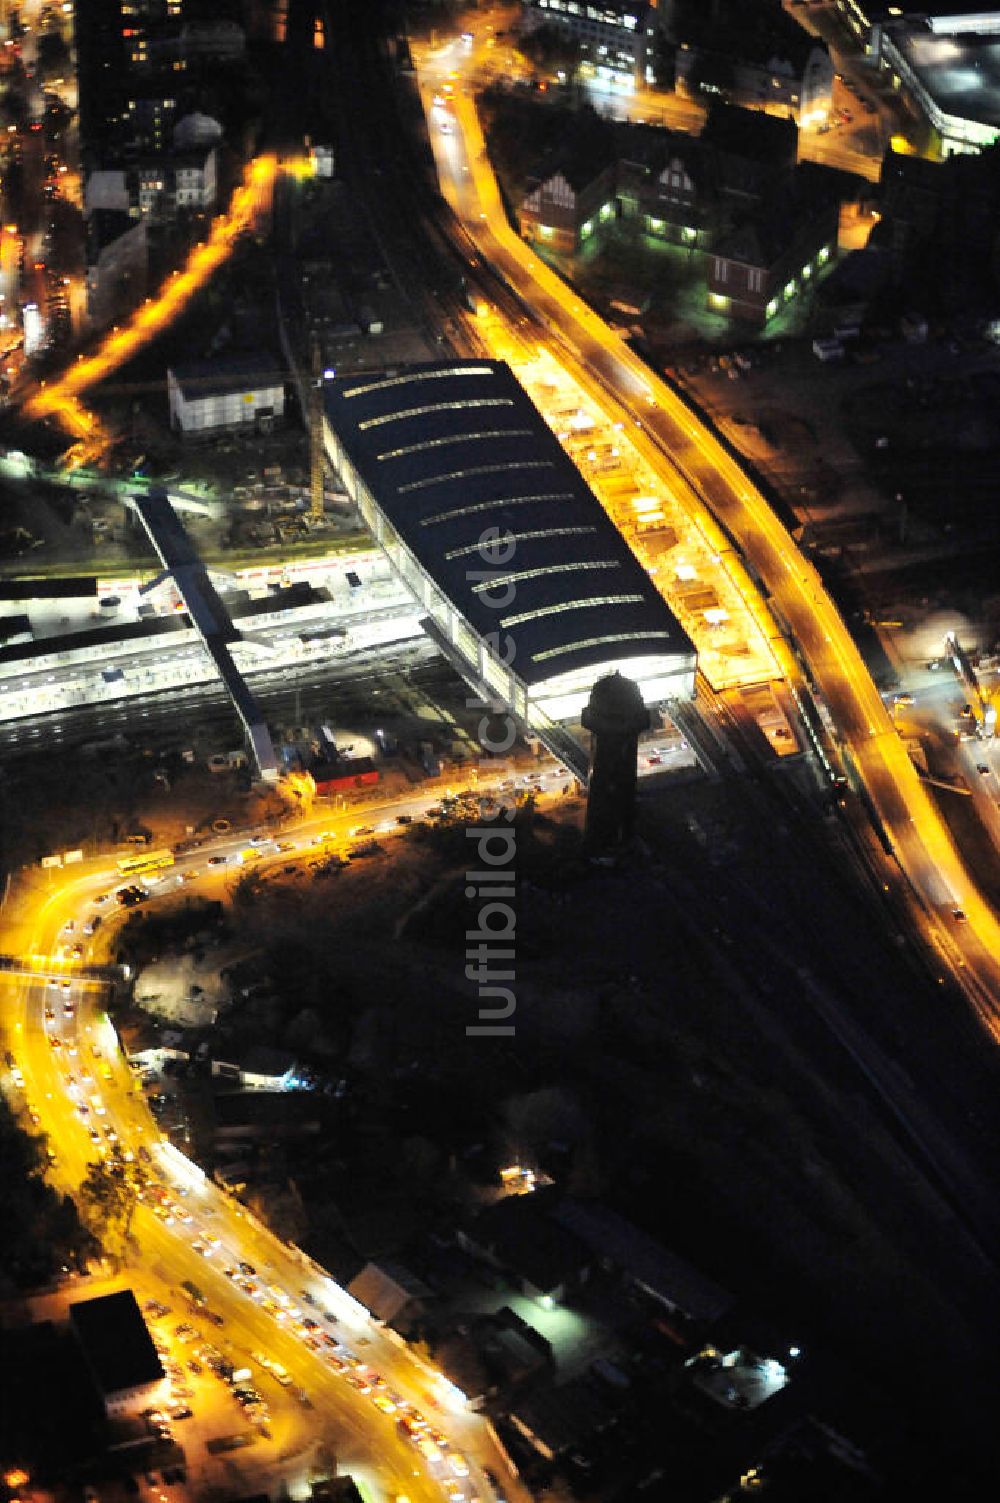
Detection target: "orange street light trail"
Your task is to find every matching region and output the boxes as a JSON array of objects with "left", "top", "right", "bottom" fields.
[
  {"left": 23, "top": 155, "right": 289, "bottom": 437},
  {"left": 420, "top": 58, "right": 1000, "bottom": 1014}
]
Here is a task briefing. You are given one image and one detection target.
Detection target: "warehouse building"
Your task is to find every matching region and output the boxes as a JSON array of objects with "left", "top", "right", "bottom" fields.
[
  {"left": 322, "top": 361, "right": 696, "bottom": 762},
  {"left": 167, "top": 353, "right": 285, "bottom": 437},
  {"left": 68, "top": 1290, "right": 166, "bottom": 1418}
]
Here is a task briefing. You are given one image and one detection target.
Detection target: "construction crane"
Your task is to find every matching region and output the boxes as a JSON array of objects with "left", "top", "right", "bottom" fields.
[{"left": 309, "top": 335, "right": 325, "bottom": 522}]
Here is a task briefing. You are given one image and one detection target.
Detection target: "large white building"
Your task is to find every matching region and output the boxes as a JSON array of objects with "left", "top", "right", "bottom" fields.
[
  {"left": 322, "top": 362, "right": 696, "bottom": 752},
  {"left": 167, "top": 353, "right": 285, "bottom": 437}
]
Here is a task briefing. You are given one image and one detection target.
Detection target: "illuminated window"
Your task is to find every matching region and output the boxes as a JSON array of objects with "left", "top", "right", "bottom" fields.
[
  {"left": 421, "top": 492, "right": 575, "bottom": 526},
  {"left": 818, "top": 245, "right": 830, "bottom": 264},
  {"left": 358, "top": 398, "right": 513, "bottom": 432},
  {"left": 377, "top": 429, "right": 533, "bottom": 463},
  {"left": 581, "top": 220, "right": 594, "bottom": 239},
  {"left": 471, "top": 560, "right": 621, "bottom": 596},
  {"left": 765, "top": 298, "right": 778, "bottom": 319},
  {"left": 802, "top": 264, "right": 811, "bottom": 280},
  {"left": 682, "top": 226, "right": 697, "bottom": 242},
  {"left": 539, "top": 224, "right": 553, "bottom": 239},
  {"left": 532, "top": 630, "right": 674, "bottom": 664},
  {"left": 343, "top": 367, "right": 493, "bottom": 401},
  {"left": 784, "top": 279, "right": 796, "bottom": 298},
  {"left": 502, "top": 593, "right": 645, "bottom": 629},
  {"left": 399, "top": 461, "right": 554, "bottom": 495},
  {"left": 444, "top": 526, "right": 596, "bottom": 561}
]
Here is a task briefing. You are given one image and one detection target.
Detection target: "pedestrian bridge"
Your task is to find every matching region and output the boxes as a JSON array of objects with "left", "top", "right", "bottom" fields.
[{"left": 0, "top": 954, "right": 127, "bottom": 985}]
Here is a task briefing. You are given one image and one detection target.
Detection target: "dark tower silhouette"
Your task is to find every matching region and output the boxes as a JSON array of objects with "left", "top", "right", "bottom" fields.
[{"left": 581, "top": 671, "right": 650, "bottom": 854}]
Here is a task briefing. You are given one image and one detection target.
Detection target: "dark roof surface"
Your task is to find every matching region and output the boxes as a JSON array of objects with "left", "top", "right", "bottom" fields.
[
  {"left": 551, "top": 1198, "right": 733, "bottom": 1322},
  {"left": 324, "top": 362, "right": 694, "bottom": 689},
  {"left": 886, "top": 22, "right": 1000, "bottom": 127},
  {"left": 69, "top": 1290, "right": 163, "bottom": 1396},
  {"left": 168, "top": 352, "right": 284, "bottom": 401},
  {"left": 714, "top": 162, "right": 846, "bottom": 267},
  {"left": 0, "top": 576, "right": 97, "bottom": 600},
  {"left": 468, "top": 1192, "right": 591, "bottom": 1293}
]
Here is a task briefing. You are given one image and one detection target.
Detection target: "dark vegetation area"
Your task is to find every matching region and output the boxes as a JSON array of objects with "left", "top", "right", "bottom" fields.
[
  {"left": 107, "top": 777, "right": 1000, "bottom": 1490},
  {"left": 0, "top": 1095, "right": 96, "bottom": 1290}
]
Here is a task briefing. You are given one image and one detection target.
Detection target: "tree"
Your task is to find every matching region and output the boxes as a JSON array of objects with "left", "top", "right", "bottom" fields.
[
  {"left": 78, "top": 1155, "right": 147, "bottom": 1260},
  {"left": 0, "top": 1099, "right": 97, "bottom": 1288},
  {"left": 516, "top": 23, "right": 583, "bottom": 82},
  {"left": 682, "top": 48, "right": 735, "bottom": 101}
]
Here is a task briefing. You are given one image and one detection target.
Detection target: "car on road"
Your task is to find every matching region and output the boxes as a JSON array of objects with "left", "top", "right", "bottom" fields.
[
  {"left": 952, "top": 908, "right": 967, "bottom": 922},
  {"left": 207, "top": 855, "right": 227, "bottom": 866}
]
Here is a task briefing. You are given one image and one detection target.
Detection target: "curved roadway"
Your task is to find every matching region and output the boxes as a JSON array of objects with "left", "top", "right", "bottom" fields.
[
  {"left": 413, "top": 40, "right": 1000, "bottom": 1020},
  {"left": 2, "top": 787, "right": 561, "bottom": 1503}
]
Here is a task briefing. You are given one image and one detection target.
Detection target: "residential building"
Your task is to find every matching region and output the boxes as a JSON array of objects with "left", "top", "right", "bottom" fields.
[
  {"left": 85, "top": 145, "right": 217, "bottom": 221},
  {"left": 85, "top": 211, "right": 148, "bottom": 329},
  {"left": 518, "top": 158, "right": 618, "bottom": 254},
  {"left": 167, "top": 353, "right": 286, "bottom": 437},
  {"left": 435, "top": 1305, "right": 554, "bottom": 1407},
  {"left": 706, "top": 164, "right": 843, "bottom": 323},
  {"left": 172, "top": 110, "right": 225, "bottom": 151},
  {"left": 550, "top": 1198, "right": 733, "bottom": 1324},
  {"left": 75, "top": 0, "right": 185, "bottom": 164},
  {"left": 618, "top": 139, "right": 713, "bottom": 247},
  {"left": 672, "top": 0, "right": 834, "bottom": 126},
  {"left": 147, "top": 19, "right": 246, "bottom": 63},
  {"left": 521, "top": 0, "right": 662, "bottom": 86},
  {"left": 457, "top": 1193, "right": 592, "bottom": 1305},
  {"left": 508, "top": 1376, "right": 620, "bottom": 1460},
  {"left": 347, "top": 1261, "right": 436, "bottom": 1327},
  {"left": 68, "top": 1291, "right": 166, "bottom": 1418}
]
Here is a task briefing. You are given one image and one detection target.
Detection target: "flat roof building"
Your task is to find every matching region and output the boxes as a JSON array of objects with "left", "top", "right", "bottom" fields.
[
  {"left": 167, "top": 353, "right": 285, "bottom": 438},
  {"left": 833, "top": 1, "right": 1000, "bottom": 47},
  {"left": 68, "top": 1290, "right": 166, "bottom": 1417},
  {"left": 522, "top": 1, "right": 660, "bottom": 86},
  {"left": 322, "top": 362, "right": 696, "bottom": 753},
  {"left": 870, "top": 9, "right": 1000, "bottom": 153}
]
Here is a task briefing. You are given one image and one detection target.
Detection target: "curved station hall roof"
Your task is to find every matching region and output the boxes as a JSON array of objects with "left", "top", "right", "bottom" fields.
[{"left": 324, "top": 361, "right": 695, "bottom": 699}]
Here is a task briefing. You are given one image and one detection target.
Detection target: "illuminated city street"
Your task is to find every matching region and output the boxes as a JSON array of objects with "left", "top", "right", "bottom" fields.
[
  {"left": 3, "top": 3, "right": 1000, "bottom": 1499},
  {"left": 414, "top": 32, "right": 1000, "bottom": 1017}
]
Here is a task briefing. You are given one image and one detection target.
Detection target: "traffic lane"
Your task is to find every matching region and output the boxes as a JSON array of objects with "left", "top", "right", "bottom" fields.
[
  {"left": 138, "top": 1223, "right": 461, "bottom": 1503},
  {"left": 15, "top": 887, "right": 531, "bottom": 1503},
  {"left": 448, "top": 146, "right": 1000, "bottom": 987}
]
